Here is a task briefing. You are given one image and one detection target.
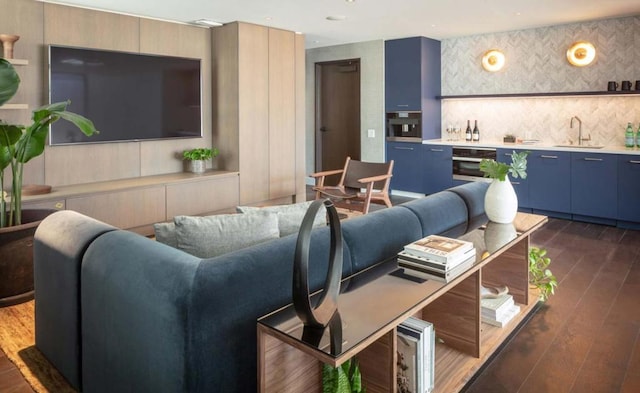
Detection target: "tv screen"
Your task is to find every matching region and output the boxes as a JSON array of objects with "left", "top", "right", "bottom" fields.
[{"left": 49, "top": 45, "right": 202, "bottom": 145}]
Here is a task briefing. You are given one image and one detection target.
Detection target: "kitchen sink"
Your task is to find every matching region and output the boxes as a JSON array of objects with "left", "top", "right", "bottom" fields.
[{"left": 553, "top": 144, "right": 605, "bottom": 149}]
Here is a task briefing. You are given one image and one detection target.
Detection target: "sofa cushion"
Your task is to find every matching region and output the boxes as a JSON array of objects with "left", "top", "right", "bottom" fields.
[
  {"left": 447, "top": 181, "right": 489, "bottom": 232},
  {"left": 399, "top": 190, "right": 469, "bottom": 238},
  {"left": 173, "top": 211, "right": 280, "bottom": 258},
  {"left": 153, "top": 222, "right": 177, "bottom": 248},
  {"left": 236, "top": 200, "right": 326, "bottom": 237}
]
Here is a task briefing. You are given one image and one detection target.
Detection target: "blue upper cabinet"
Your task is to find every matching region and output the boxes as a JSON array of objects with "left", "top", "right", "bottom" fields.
[{"left": 385, "top": 37, "right": 441, "bottom": 140}]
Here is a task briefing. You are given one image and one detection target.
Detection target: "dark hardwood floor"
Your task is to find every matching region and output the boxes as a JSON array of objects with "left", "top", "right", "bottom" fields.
[{"left": 1, "top": 191, "right": 638, "bottom": 392}]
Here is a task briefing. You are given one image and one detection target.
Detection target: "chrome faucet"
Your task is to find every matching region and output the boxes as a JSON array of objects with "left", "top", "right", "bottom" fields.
[{"left": 570, "top": 116, "right": 590, "bottom": 145}]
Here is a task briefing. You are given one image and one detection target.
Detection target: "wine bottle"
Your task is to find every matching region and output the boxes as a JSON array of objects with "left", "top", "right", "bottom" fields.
[
  {"left": 472, "top": 120, "right": 480, "bottom": 142},
  {"left": 465, "top": 120, "right": 472, "bottom": 141},
  {"left": 636, "top": 123, "right": 640, "bottom": 148},
  {"left": 625, "top": 122, "right": 634, "bottom": 148}
]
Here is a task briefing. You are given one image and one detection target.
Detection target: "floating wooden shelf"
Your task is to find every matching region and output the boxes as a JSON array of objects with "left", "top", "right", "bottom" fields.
[
  {"left": 438, "top": 90, "right": 640, "bottom": 99},
  {"left": 0, "top": 103, "right": 28, "bottom": 110},
  {"left": 5, "top": 58, "right": 29, "bottom": 66}
]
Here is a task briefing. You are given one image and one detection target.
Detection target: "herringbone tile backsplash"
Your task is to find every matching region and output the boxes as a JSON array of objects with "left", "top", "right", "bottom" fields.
[{"left": 441, "top": 15, "right": 640, "bottom": 145}]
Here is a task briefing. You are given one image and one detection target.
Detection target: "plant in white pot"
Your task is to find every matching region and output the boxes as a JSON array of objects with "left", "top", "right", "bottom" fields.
[
  {"left": 183, "top": 147, "right": 219, "bottom": 174},
  {"left": 479, "top": 150, "right": 528, "bottom": 224},
  {"left": 0, "top": 58, "right": 98, "bottom": 305}
]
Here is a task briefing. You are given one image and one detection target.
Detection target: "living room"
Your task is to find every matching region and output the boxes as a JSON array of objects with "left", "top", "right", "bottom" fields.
[{"left": 1, "top": 0, "right": 640, "bottom": 392}]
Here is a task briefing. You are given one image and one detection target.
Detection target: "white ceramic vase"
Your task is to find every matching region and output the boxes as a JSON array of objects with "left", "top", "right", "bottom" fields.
[{"left": 484, "top": 177, "right": 518, "bottom": 223}]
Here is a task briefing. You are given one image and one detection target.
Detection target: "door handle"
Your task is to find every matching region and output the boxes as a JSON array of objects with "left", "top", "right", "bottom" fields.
[
  {"left": 540, "top": 155, "right": 558, "bottom": 159},
  {"left": 320, "top": 126, "right": 328, "bottom": 132}
]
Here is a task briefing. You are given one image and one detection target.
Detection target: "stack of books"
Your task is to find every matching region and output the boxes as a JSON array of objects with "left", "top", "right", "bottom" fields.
[
  {"left": 397, "top": 317, "right": 435, "bottom": 393},
  {"left": 481, "top": 292, "right": 521, "bottom": 328},
  {"left": 398, "top": 235, "right": 476, "bottom": 282}
]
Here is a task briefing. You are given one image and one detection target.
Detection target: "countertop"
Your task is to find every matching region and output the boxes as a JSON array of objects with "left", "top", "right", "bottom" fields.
[{"left": 421, "top": 139, "right": 640, "bottom": 155}]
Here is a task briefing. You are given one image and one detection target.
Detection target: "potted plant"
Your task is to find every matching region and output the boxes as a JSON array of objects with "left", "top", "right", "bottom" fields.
[
  {"left": 528, "top": 246, "right": 558, "bottom": 301},
  {"left": 0, "top": 58, "right": 98, "bottom": 305},
  {"left": 322, "top": 357, "right": 364, "bottom": 393},
  {"left": 182, "top": 147, "right": 219, "bottom": 174},
  {"left": 479, "top": 150, "right": 528, "bottom": 223}
]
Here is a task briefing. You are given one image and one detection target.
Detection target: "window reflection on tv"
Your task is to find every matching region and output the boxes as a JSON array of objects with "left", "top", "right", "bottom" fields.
[{"left": 49, "top": 45, "right": 202, "bottom": 145}]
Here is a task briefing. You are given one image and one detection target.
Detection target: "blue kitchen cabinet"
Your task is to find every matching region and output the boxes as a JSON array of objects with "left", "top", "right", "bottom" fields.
[
  {"left": 424, "top": 145, "right": 453, "bottom": 194},
  {"left": 527, "top": 150, "right": 571, "bottom": 217},
  {"left": 617, "top": 155, "right": 640, "bottom": 224},
  {"left": 386, "top": 141, "right": 425, "bottom": 193},
  {"left": 497, "top": 148, "right": 530, "bottom": 209},
  {"left": 571, "top": 152, "right": 617, "bottom": 222},
  {"left": 385, "top": 37, "right": 441, "bottom": 140}
]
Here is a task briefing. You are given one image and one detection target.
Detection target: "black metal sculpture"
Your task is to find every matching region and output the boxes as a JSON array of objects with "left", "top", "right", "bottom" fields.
[{"left": 292, "top": 199, "right": 343, "bottom": 329}]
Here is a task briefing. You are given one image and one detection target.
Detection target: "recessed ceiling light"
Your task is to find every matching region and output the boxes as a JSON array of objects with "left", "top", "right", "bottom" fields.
[
  {"left": 345, "top": 0, "right": 355, "bottom": 2},
  {"left": 191, "top": 19, "right": 223, "bottom": 27},
  {"left": 326, "top": 15, "right": 347, "bottom": 21}
]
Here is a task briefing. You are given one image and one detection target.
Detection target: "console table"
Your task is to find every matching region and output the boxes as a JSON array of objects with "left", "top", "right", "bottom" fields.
[{"left": 257, "top": 212, "right": 548, "bottom": 392}]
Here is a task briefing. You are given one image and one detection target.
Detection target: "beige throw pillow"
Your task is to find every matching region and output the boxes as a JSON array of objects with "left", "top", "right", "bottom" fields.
[
  {"left": 236, "top": 201, "right": 327, "bottom": 237},
  {"left": 172, "top": 211, "right": 279, "bottom": 258}
]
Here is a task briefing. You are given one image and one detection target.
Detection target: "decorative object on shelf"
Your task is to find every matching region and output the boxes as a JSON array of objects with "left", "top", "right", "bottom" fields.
[
  {"left": 503, "top": 134, "right": 516, "bottom": 143},
  {"left": 528, "top": 246, "right": 557, "bottom": 301},
  {"left": 182, "top": 147, "right": 218, "bottom": 174},
  {"left": 0, "top": 58, "right": 98, "bottom": 306},
  {"left": 322, "top": 357, "right": 364, "bottom": 393},
  {"left": 292, "top": 199, "right": 342, "bottom": 329},
  {"left": 481, "top": 49, "right": 505, "bottom": 72},
  {"left": 566, "top": 41, "right": 596, "bottom": 67},
  {"left": 0, "top": 34, "right": 19, "bottom": 59},
  {"left": 480, "top": 150, "right": 528, "bottom": 224}
]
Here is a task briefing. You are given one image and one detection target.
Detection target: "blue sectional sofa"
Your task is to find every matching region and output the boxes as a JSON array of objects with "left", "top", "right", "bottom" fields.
[{"left": 33, "top": 182, "right": 488, "bottom": 393}]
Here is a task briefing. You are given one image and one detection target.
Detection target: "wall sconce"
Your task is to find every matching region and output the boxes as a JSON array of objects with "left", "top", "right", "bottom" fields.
[
  {"left": 566, "top": 41, "right": 596, "bottom": 67},
  {"left": 482, "top": 49, "right": 505, "bottom": 72}
]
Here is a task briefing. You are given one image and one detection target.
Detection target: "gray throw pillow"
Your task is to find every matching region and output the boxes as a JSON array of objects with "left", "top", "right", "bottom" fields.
[
  {"left": 173, "top": 211, "right": 279, "bottom": 258},
  {"left": 236, "top": 200, "right": 327, "bottom": 237},
  {"left": 153, "top": 222, "right": 177, "bottom": 248}
]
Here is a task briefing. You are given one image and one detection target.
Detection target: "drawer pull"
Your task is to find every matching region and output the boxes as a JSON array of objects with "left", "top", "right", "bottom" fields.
[
  {"left": 397, "top": 104, "right": 409, "bottom": 107},
  {"left": 430, "top": 148, "right": 444, "bottom": 152},
  {"left": 629, "top": 160, "right": 640, "bottom": 164},
  {"left": 394, "top": 146, "right": 414, "bottom": 150},
  {"left": 512, "top": 182, "right": 520, "bottom": 185},
  {"left": 584, "top": 157, "right": 603, "bottom": 162},
  {"left": 55, "top": 202, "right": 64, "bottom": 209},
  {"left": 540, "top": 155, "right": 558, "bottom": 159}
]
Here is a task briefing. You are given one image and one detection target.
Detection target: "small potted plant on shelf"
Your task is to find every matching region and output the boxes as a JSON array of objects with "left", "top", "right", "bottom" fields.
[
  {"left": 528, "top": 246, "right": 558, "bottom": 301},
  {"left": 479, "top": 150, "right": 528, "bottom": 224},
  {"left": 182, "top": 147, "right": 219, "bottom": 174}
]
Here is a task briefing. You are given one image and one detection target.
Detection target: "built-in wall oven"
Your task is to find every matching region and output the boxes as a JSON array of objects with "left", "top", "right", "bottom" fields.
[{"left": 452, "top": 146, "right": 497, "bottom": 182}]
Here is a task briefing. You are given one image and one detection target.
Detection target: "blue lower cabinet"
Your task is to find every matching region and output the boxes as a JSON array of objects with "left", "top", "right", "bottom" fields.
[
  {"left": 571, "top": 152, "right": 617, "bottom": 222},
  {"left": 424, "top": 145, "right": 453, "bottom": 194},
  {"left": 617, "top": 155, "right": 640, "bottom": 224},
  {"left": 386, "top": 141, "right": 425, "bottom": 193},
  {"left": 497, "top": 149, "right": 530, "bottom": 209},
  {"left": 527, "top": 150, "right": 571, "bottom": 216}
]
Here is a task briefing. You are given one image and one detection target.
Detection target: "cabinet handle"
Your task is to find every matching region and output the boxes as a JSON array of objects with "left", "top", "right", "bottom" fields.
[
  {"left": 583, "top": 157, "right": 603, "bottom": 162},
  {"left": 396, "top": 104, "right": 409, "bottom": 107},
  {"left": 394, "top": 146, "right": 414, "bottom": 151},
  {"left": 540, "top": 155, "right": 558, "bottom": 159},
  {"left": 505, "top": 153, "right": 513, "bottom": 157},
  {"left": 430, "top": 148, "right": 444, "bottom": 152},
  {"left": 629, "top": 160, "right": 640, "bottom": 164},
  {"left": 512, "top": 182, "right": 520, "bottom": 185}
]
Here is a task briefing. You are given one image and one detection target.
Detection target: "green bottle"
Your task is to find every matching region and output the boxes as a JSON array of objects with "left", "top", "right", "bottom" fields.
[
  {"left": 637, "top": 123, "right": 640, "bottom": 148},
  {"left": 625, "top": 122, "right": 635, "bottom": 148}
]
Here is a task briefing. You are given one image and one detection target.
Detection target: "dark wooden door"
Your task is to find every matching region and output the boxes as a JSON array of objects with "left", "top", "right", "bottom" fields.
[{"left": 315, "top": 59, "right": 361, "bottom": 184}]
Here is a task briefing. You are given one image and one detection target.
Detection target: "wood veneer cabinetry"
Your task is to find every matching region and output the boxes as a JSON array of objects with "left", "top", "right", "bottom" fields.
[
  {"left": 258, "top": 213, "right": 548, "bottom": 393},
  {"left": 212, "top": 22, "right": 305, "bottom": 206},
  {"left": 21, "top": 171, "right": 239, "bottom": 235}
]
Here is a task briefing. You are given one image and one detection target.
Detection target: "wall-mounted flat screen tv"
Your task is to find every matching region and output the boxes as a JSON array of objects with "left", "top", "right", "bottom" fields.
[{"left": 49, "top": 45, "right": 202, "bottom": 145}]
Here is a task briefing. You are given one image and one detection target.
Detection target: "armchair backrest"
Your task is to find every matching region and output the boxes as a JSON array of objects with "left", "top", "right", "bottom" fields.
[{"left": 342, "top": 158, "right": 393, "bottom": 191}]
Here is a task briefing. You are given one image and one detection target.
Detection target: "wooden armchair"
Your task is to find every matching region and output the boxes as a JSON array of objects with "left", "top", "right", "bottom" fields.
[{"left": 310, "top": 157, "right": 394, "bottom": 214}]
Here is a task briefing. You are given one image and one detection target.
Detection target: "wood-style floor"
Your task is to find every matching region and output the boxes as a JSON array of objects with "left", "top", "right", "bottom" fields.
[{"left": 1, "top": 192, "right": 639, "bottom": 392}]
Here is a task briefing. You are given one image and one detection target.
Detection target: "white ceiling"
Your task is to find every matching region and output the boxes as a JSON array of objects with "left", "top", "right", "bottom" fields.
[{"left": 42, "top": 0, "right": 640, "bottom": 48}]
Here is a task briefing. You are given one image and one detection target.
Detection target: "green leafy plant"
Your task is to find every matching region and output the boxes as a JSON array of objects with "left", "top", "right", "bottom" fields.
[
  {"left": 0, "top": 58, "right": 98, "bottom": 228},
  {"left": 528, "top": 246, "right": 558, "bottom": 301},
  {"left": 479, "top": 150, "right": 529, "bottom": 181},
  {"left": 182, "top": 147, "right": 219, "bottom": 161},
  {"left": 322, "top": 358, "right": 364, "bottom": 393}
]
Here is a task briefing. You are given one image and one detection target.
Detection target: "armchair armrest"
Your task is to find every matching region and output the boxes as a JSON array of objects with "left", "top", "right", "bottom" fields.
[
  {"left": 357, "top": 173, "right": 392, "bottom": 184},
  {"left": 309, "top": 169, "right": 344, "bottom": 178}
]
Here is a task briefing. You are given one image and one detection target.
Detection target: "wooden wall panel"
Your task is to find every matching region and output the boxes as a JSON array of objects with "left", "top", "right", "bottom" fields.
[
  {"left": 238, "top": 23, "right": 270, "bottom": 204},
  {"left": 43, "top": 3, "right": 139, "bottom": 51},
  {"left": 165, "top": 175, "right": 239, "bottom": 218},
  {"left": 294, "top": 33, "right": 307, "bottom": 201},
  {"left": 268, "top": 28, "right": 296, "bottom": 199}
]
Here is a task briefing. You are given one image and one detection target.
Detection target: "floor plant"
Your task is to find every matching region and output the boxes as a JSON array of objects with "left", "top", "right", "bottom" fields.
[{"left": 528, "top": 246, "right": 558, "bottom": 301}]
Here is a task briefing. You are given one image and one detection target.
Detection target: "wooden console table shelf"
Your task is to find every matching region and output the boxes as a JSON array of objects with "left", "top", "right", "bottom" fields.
[{"left": 258, "top": 213, "right": 548, "bottom": 393}]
